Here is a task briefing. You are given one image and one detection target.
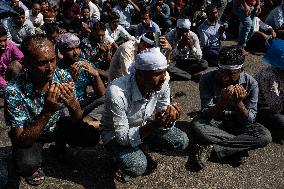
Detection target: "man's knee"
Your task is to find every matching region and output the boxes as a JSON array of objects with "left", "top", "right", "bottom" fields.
[
  {"left": 119, "top": 152, "right": 148, "bottom": 177},
  {"left": 169, "top": 128, "right": 189, "bottom": 151},
  {"left": 254, "top": 124, "right": 272, "bottom": 147}
]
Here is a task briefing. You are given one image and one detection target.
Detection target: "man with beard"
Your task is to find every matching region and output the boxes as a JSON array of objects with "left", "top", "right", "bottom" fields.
[
  {"left": 56, "top": 33, "right": 106, "bottom": 128},
  {"left": 2, "top": 7, "right": 35, "bottom": 47},
  {"left": 5, "top": 35, "right": 100, "bottom": 186},
  {"left": 0, "top": 25, "right": 23, "bottom": 90},
  {"left": 191, "top": 47, "right": 272, "bottom": 170},
  {"left": 101, "top": 50, "right": 189, "bottom": 182},
  {"left": 25, "top": 0, "right": 44, "bottom": 28}
]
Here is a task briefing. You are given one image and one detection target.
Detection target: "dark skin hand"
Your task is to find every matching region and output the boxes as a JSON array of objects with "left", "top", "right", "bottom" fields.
[
  {"left": 12, "top": 84, "right": 62, "bottom": 147},
  {"left": 59, "top": 82, "right": 83, "bottom": 122},
  {"left": 139, "top": 103, "right": 182, "bottom": 138}
]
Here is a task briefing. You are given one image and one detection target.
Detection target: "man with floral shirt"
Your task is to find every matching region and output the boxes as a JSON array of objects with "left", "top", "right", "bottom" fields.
[
  {"left": 57, "top": 33, "right": 106, "bottom": 128},
  {"left": 5, "top": 35, "right": 100, "bottom": 186}
]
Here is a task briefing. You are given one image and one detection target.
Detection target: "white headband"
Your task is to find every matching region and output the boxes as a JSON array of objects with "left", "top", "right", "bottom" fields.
[
  {"left": 141, "top": 34, "right": 155, "bottom": 46},
  {"left": 218, "top": 64, "right": 243, "bottom": 70}
]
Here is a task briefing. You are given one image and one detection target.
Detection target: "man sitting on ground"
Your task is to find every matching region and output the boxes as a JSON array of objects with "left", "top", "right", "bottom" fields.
[
  {"left": 136, "top": 11, "right": 161, "bottom": 36},
  {"left": 0, "top": 25, "right": 23, "bottom": 90},
  {"left": 101, "top": 49, "right": 188, "bottom": 182},
  {"left": 56, "top": 33, "right": 106, "bottom": 128},
  {"left": 166, "top": 18, "right": 208, "bottom": 80},
  {"left": 108, "top": 32, "right": 172, "bottom": 82},
  {"left": 191, "top": 47, "right": 272, "bottom": 170},
  {"left": 4, "top": 35, "right": 100, "bottom": 186},
  {"left": 198, "top": 4, "right": 227, "bottom": 66}
]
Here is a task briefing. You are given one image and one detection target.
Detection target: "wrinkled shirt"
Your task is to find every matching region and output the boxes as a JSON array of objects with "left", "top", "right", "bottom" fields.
[
  {"left": 2, "top": 18, "right": 35, "bottom": 47},
  {"left": 112, "top": 4, "right": 134, "bottom": 29},
  {"left": 198, "top": 19, "right": 226, "bottom": 48},
  {"left": 108, "top": 40, "right": 138, "bottom": 82},
  {"left": 199, "top": 70, "right": 258, "bottom": 124},
  {"left": 151, "top": 3, "right": 171, "bottom": 22},
  {"left": 88, "top": 1, "right": 100, "bottom": 21},
  {"left": 101, "top": 74, "right": 170, "bottom": 147},
  {"left": 136, "top": 21, "right": 161, "bottom": 36},
  {"left": 255, "top": 67, "right": 284, "bottom": 113},
  {"left": 166, "top": 28, "right": 203, "bottom": 59},
  {"left": 0, "top": 41, "right": 24, "bottom": 89},
  {"left": 265, "top": 5, "right": 284, "bottom": 30},
  {"left": 105, "top": 23, "right": 135, "bottom": 43},
  {"left": 5, "top": 68, "right": 74, "bottom": 135}
]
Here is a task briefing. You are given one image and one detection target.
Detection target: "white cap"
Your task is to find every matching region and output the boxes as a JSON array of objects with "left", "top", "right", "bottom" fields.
[
  {"left": 177, "top": 19, "right": 191, "bottom": 29},
  {"left": 134, "top": 49, "right": 167, "bottom": 71}
]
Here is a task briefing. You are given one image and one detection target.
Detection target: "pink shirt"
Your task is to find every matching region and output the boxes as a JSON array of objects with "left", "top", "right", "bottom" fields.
[{"left": 0, "top": 40, "right": 24, "bottom": 89}]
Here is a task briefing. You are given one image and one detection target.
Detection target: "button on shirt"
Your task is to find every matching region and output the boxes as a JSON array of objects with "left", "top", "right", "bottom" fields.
[
  {"left": 5, "top": 68, "right": 74, "bottom": 135},
  {"left": 199, "top": 70, "right": 258, "bottom": 124},
  {"left": 198, "top": 19, "right": 226, "bottom": 48},
  {"left": 255, "top": 67, "right": 284, "bottom": 113},
  {"left": 112, "top": 4, "right": 134, "bottom": 30},
  {"left": 0, "top": 40, "right": 24, "bottom": 89},
  {"left": 136, "top": 21, "right": 161, "bottom": 36},
  {"left": 105, "top": 23, "right": 135, "bottom": 44},
  {"left": 2, "top": 18, "right": 35, "bottom": 47},
  {"left": 101, "top": 74, "right": 170, "bottom": 147},
  {"left": 166, "top": 28, "right": 203, "bottom": 59},
  {"left": 265, "top": 5, "right": 284, "bottom": 29}
]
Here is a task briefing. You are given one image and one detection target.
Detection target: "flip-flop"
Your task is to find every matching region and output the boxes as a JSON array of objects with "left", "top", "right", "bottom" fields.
[
  {"left": 114, "top": 169, "right": 130, "bottom": 183},
  {"left": 25, "top": 168, "right": 45, "bottom": 186}
]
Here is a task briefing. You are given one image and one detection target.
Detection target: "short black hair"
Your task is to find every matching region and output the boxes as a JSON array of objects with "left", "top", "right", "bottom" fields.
[
  {"left": 21, "top": 34, "right": 54, "bottom": 63},
  {"left": 218, "top": 47, "right": 245, "bottom": 65},
  {"left": 141, "top": 10, "right": 152, "bottom": 18},
  {"left": 13, "top": 7, "right": 25, "bottom": 16},
  {"left": 81, "top": 5, "right": 90, "bottom": 12},
  {"left": 0, "top": 25, "right": 7, "bottom": 37},
  {"left": 141, "top": 32, "right": 156, "bottom": 48},
  {"left": 109, "top": 12, "right": 120, "bottom": 22},
  {"left": 244, "top": 32, "right": 267, "bottom": 54},
  {"left": 42, "top": 23, "right": 59, "bottom": 36},
  {"left": 206, "top": 4, "right": 218, "bottom": 14}
]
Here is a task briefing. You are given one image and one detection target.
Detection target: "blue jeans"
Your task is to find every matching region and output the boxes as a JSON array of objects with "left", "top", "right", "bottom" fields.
[
  {"left": 233, "top": 5, "right": 255, "bottom": 47},
  {"left": 106, "top": 127, "right": 189, "bottom": 177}
]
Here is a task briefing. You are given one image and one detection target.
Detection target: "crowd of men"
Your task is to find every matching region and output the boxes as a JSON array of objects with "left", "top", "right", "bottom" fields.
[{"left": 1, "top": 0, "right": 284, "bottom": 186}]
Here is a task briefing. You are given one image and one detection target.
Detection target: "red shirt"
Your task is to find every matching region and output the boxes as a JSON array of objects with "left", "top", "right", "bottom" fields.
[{"left": 234, "top": 0, "right": 257, "bottom": 6}]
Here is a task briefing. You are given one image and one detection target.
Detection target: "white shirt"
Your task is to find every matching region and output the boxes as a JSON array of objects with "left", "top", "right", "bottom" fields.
[
  {"left": 105, "top": 23, "right": 135, "bottom": 44},
  {"left": 88, "top": 1, "right": 100, "bottom": 21},
  {"left": 25, "top": 10, "right": 44, "bottom": 27},
  {"left": 108, "top": 40, "right": 138, "bottom": 82},
  {"left": 101, "top": 73, "right": 170, "bottom": 147}
]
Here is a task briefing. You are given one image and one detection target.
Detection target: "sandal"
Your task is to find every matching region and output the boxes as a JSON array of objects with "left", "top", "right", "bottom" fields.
[
  {"left": 25, "top": 168, "right": 45, "bottom": 186},
  {"left": 114, "top": 169, "right": 130, "bottom": 183}
]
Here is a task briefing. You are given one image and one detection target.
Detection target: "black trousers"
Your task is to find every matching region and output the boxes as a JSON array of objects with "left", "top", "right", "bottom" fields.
[
  {"left": 257, "top": 108, "right": 284, "bottom": 142},
  {"left": 11, "top": 118, "right": 100, "bottom": 177},
  {"left": 175, "top": 58, "right": 208, "bottom": 75},
  {"left": 191, "top": 118, "right": 272, "bottom": 159}
]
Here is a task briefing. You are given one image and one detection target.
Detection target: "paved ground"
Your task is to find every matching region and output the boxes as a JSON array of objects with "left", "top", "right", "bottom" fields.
[{"left": 0, "top": 42, "right": 283, "bottom": 189}]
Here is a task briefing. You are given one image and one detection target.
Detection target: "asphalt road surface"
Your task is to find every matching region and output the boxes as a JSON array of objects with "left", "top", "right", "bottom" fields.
[{"left": 0, "top": 43, "right": 283, "bottom": 189}]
